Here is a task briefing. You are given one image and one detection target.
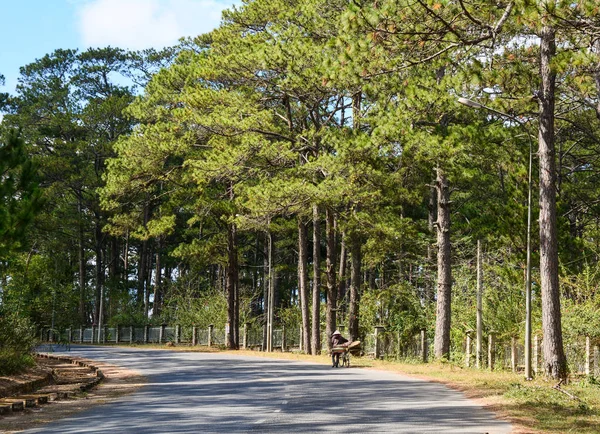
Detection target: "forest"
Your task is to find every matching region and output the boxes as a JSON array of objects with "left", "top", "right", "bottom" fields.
[{"left": 1, "top": 0, "right": 600, "bottom": 380}]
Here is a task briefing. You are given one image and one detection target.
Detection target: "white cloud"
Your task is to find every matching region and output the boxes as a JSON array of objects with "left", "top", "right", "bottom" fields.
[{"left": 76, "top": 0, "right": 234, "bottom": 50}]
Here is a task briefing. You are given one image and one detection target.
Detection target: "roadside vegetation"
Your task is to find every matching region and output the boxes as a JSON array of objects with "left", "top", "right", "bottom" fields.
[
  {"left": 1, "top": 0, "right": 600, "bottom": 417},
  {"left": 0, "top": 312, "right": 36, "bottom": 375}
]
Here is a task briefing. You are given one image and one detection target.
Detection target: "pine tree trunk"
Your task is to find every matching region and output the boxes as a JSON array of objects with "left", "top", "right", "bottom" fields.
[
  {"left": 137, "top": 254, "right": 145, "bottom": 310},
  {"left": 298, "top": 218, "right": 311, "bottom": 353},
  {"left": 348, "top": 235, "right": 361, "bottom": 342},
  {"left": 539, "top": 23, "right": 567, "bottom": 379},
  {"left": 325, "top": 208, "right": 337, "bottom": 352},
  {"left": 434, "top": 168, "right": 452, "bottom": 359},
  {"left": 153, "top": 243, "right": 162, "bottom": 318},
  {"left": 426, "top": 185, "right": 437, "bottom": 302},
  {"left": 78, "top": 196, "right": 86, "bottom": 324},
  {"left": 311, "top": 204, "right": 321, "bottom": 355},
  {"left": 337, "top": 231, "right": 346, "bottom": 309},
  {"left": 144, "top": 245, "right": 154, "bottom": 319},
  {"left": 123, "top": 230, "right": 129, "bottom": 290},
  {"left": 262, "top": 234, "right": 269, "bottom": 351},
  {"left": 94, "top": 220, "right": 103, "bottom": 327},
  {"left": 226, "top": 222, "right": 238, "bottom": 349}
]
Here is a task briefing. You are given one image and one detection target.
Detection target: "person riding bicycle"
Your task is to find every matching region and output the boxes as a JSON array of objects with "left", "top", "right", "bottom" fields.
[{"left": 331, "top": 330, "right": 348, "bottom": 368}]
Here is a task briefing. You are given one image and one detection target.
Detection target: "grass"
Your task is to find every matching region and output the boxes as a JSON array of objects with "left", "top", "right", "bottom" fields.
[
  {"left": 74, "top": 343, "right": 600, "bottom": 433},
  {"left": 0, "top": 350, "right": 35, "bottom": 376}
]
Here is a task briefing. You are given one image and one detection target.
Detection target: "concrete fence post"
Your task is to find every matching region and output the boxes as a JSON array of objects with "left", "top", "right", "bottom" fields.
[
  {"left": 208, "top": 324, "right": 214, "bottom": 347},
  {"left": 421, "top": 329, "right": 428, "bottom": 363},
  {"left": 68, "top": 327, "right": 72, "bottom": 343},
  {"left": 511, "top": 336, "right": 517, "bottom": 373},
  {"left": 374, "top": 326, "right": 385, "bottom": 359},
  {"left": 192, "top": 326, "right": 197, "bottom": 346},
  {"left": 130, "top": 326, "right": 134, "bottom": 344},
  {"left": 488, "top": 333, "right": 496, "bottom": 371},
  {"left": 534, "top": 335, "right": 541, "bottom": 376},
  {"left": 243, "top": 323, "right": 249, "bottom": 349},
  {"left": 281, "top": 326, "right": 286, "bottom": 352},
  {"left": 465, "top": 332, "right": 472, "bottom": 368},
  {"left": 159, "top": 324, "right": 166, "bottom": 344},
  {"left": 299, "top": 326, "right": 303, "bottom": 352},
  {"left": 175, "top": 325, "right": 180, "bottom": 344},
  {"left": 115, "top": 325, "right": 120, "bottom": 343},
  {"left": 594, "top": 342, "right": 599, "bottom": 377},
  {"left": 144, "top": 325, "right": 149, "bottom": 344},
  {"left": 586, "top": 336, "right": 591, "bottom": 376}
]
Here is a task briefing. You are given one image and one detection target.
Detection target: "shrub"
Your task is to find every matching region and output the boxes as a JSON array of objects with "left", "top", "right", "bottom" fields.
[{"left": 0, "top": 312, "right": 37, "bottom": 375}]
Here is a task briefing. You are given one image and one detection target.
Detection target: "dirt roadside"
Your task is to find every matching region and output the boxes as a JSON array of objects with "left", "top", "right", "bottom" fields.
[{"left": 0, "top": 356, "right": 146, "bottom": 433}]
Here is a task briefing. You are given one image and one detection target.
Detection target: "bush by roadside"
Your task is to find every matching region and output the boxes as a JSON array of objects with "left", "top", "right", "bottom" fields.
[{"left": 0, "top": 312, "right": 37, "bottom": 375}]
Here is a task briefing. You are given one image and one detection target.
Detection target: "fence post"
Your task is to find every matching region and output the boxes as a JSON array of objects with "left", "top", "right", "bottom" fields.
[
  {"left": 511, "top": 336, "right": 517, "bottom": 373},
  {"left": 594, "top": 342, "right": 599, "bottom": 377},
  {"left": 586, "top": 336, "right": 591, "bottom": 376},
  {"left": 144, "top": 325, "right": 149, "bottom": 344},
  {"left": 281, "top": 325, "right": 286, "bottom": 352},
  {"left": 465, "top": 332, "right": 472, "bottom": 368},
  {"left": 130, "top": 326, "right": 134, "bottom": 344},
  {"left": 175, "top": 325, "right": 180, "bottom": 344},
  {"left": 115, "top": 325, "right": 120, "bottom": 343},
  {"left": 533, "top": 335, "right": 541, "bottom": 376},
  {"left": 67, "top": 327, "right": 72, "bottom": 343},
  {"left": 375, "top": 326, "right": 385, "bottom": 359},
  {"left": 299, "top": 326, "right": 303, "bottom": 352},
  {"left": 488, "top": 333, "right": 496, "bottom": 371},
  {"left": 192, "top": 326, "right": 197, "bottom": 346},
  {"left": 208, "top": 324, "right": 214, "bottom": 347},
  {"left": 159, "top": 324, "right": 166, "bottom": 344},
  {"left": 243, "top": 323, "right": 249, "bottom": 349},
  {"left": 421, "top": 329, "right": 428, "bottom": 363},
  {"left": 103, "top": 326, "right": 108, "bottom": 344},
  {"left": 92, "top": 325, "right": 97, "bottom": 344}
]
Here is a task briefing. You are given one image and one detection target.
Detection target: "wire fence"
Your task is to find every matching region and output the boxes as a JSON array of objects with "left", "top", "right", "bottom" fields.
[{"left": 40, "top": 325, "right": 599, "bottom": 376}]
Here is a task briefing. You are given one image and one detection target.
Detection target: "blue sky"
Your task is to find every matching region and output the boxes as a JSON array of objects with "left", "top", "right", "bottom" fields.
[{"left": 0, "top": 0, "right": 239, "bottom": 94}]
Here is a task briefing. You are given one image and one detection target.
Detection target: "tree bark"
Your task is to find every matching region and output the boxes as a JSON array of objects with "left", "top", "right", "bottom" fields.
[
  {"left": 311, "top": 204, "right": 321, "bottom": 355},
  {"left": 137, "top": 206, "right": 150, "bottom": 311},
  {"left": 226, "top": 222, "right": 239, "bottom": 349},
  {"left": 144, "top": 244, "right": 154, "bottom": 319},
  {"left": 434, "top": 168, "right": 452, "bottom": 359},
  {"left": 94, "top": 219, "right": 104, "bottom": 327},
  {"left": 426, "top": 185, "right": 437, "bottom": 302},
  {"left": 153, "top": 240, "right": 162, "bottom": 318},
  {"left": 298, "top": 218, "right": 311, "bottom": 353},
  {"left": 266, "top": 230, "right": 275, "bottom": 352},
  {"left": 325, "top": 208, "right": 337, "bottom": 352},
  {"left": 78, "top": 196, "right": 86, "bottom": 324},
  {"left": 123, "top": 230, "right": 129, "bottom": 289},
  {"left": 337, "top": 231, "right": 347, "bottom": 309},
  {"left": 538, "top": 22, "right": 567, "bottom": 379},
  {"left": 262, "top": 233, "right": 269, "bottom": 351},
  {"left": 348, "top": 235, "right": 361, "bottom": 342}
]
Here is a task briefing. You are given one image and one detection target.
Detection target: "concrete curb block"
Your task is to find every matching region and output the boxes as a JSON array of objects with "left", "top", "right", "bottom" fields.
[{"left": 0, "top": 354, "right": 106, "bottom": 417}]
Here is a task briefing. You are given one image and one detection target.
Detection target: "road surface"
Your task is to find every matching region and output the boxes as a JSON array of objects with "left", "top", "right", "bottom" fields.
[{"left": 24, "top": 346, "right": 512, "bottom": 433}]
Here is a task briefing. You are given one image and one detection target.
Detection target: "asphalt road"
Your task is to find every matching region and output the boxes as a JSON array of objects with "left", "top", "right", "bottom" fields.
[{"left": 24, "top": 346, "right": 512, "bottom": 433}]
